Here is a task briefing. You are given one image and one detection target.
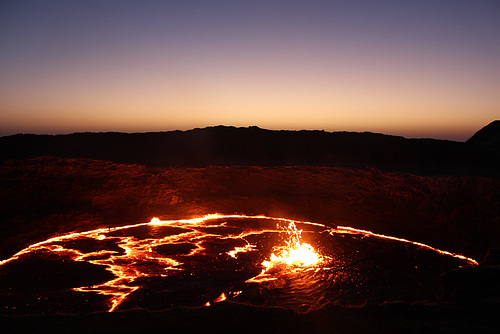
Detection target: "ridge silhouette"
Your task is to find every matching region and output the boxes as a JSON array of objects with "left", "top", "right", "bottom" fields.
[{"left": 1, "top": 123, "right": 499, "bottom": 176}]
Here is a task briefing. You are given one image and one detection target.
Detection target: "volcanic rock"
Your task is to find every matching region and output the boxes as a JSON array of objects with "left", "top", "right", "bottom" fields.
[{"left": 1, "top": 158, "right": 499, "bottom": 262}]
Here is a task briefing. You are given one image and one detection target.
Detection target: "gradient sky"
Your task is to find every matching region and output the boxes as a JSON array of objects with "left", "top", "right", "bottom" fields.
[{"left": 1, "top": 1, "right": 499, "bottom": 141}]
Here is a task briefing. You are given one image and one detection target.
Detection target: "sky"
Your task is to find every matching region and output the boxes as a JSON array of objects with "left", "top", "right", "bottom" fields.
[{"left": 0, "top": 0, "right": 499, "bottom": 141}]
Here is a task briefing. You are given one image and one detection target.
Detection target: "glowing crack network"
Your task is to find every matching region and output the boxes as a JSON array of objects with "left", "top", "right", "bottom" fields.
[{"left": 0, "top": 214, "right": 477, "bottom": 315}]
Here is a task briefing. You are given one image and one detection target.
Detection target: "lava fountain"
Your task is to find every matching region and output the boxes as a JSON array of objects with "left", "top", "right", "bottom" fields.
[
  {"left": 266, "top": 221, "right": 321, "bottom": 267},
  {"left": 0, "top": 214, "right": 477, "bottom": 315},
  {"left": 246, "top": 221, "right": 324, "bottom": 284}
]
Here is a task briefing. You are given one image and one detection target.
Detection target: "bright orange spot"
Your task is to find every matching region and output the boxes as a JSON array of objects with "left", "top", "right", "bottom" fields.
[
  {"left": 263, "top": 222, "right": 320, "bottom": 269},
  {"left": 0, "top": 213, "right": 478, "bottom": 312},
  {"left": 247, "top": 221, "right": 322, "bottom": 283},
  {"left": 213, "top": 292, "right": 226, "bottom": 303}
]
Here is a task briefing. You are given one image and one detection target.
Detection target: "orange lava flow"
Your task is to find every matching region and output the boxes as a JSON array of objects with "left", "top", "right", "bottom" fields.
[
  {"left": 267, "top": 222, "right": 320, "bottom": 267},
  {"left": 0, "top": 214, "right": 478, "bottom": 312},
  {"left": 228, "top": 244, "right": 256, "bottom": 258},
  {"left": 0, "top": 214, "right": 281, "bottom": 312},
  {"left": 249, "top": 221, "right": 323, "bottom": 283},
  {"left": 333, "top": 226, "right": 479, "bottom": 266}
]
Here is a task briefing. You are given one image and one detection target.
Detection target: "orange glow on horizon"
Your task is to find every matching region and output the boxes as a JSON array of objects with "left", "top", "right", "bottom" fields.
[
  {"left": 0, "top": 46, "right": 497, "bottom": 142},
  {"left": 1, "top": 2, "right": 499, "bottom": 141}
]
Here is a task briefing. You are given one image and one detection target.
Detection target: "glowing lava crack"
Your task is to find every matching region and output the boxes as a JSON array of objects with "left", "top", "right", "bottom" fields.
[{"left": 0, "top": 214, "right": 477, "bottom": 315}]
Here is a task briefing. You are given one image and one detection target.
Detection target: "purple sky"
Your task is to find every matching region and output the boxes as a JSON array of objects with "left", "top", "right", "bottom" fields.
[{"left": 1, "top": 1, "right": 499, "bottom": 140}]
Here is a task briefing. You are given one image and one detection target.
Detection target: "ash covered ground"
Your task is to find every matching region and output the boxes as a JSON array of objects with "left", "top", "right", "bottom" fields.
[{"left": 1, "top": 157, "right": 500, "bottom": 333}]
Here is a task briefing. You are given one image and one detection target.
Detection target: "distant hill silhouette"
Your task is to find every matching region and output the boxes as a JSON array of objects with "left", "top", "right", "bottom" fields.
[
  {"left": 1, "top": 124, "right": 499, "bottom": 176},
  {"left": 467, "top": 120, "right": 500, "bottom": 146}
]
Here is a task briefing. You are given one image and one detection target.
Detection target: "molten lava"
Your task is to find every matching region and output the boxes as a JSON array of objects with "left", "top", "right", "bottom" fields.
[
  {"left": 264, "top": 222, "right": 320, "bottom": 268},
  {"left": 247, "top": 221, "right": 322, "bottom": 283},
  {"left": 0, "top": 214, "right": 478, "bottom": 315},
  {"left": 246, "top": 221, "right": 323, "bottom": 284}
]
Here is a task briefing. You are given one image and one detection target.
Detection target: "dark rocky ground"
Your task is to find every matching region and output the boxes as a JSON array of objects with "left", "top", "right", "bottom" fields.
[
  {"left": 1, "top": 157, "right": 498, "bottom": 261},
  {"left": 2, "top": 301, "right": 500, "bottom": 334},
  {"left": 1, "top": 157, "right": 500, "bottom": 332},
  {"left": 1, "top": 122, "right": 499, "bottom": 176},
  {"left": 1, "top": 122, "right": 500, "bottom": 333}
]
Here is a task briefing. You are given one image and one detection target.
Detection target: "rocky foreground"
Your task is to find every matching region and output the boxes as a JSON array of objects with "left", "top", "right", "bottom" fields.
[
  {"left": 1, "top": 157, "right": 499, "bottom": 333},
  {"left": 1, "top": 157, "right": 499, "bottom": 260}
]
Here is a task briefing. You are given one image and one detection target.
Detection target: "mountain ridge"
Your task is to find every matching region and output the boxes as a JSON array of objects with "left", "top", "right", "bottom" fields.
[
  {"left": 1, "top": 124, "right": 498, "bottom": 176},
  {"left": 467, "top": 120, "right": 500, "bottom": 146}
]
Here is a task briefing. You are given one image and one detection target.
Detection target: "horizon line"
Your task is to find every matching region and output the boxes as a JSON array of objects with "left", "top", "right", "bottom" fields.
[{"left": 0, "top": 124, "right": 484, "bottom": 143}]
